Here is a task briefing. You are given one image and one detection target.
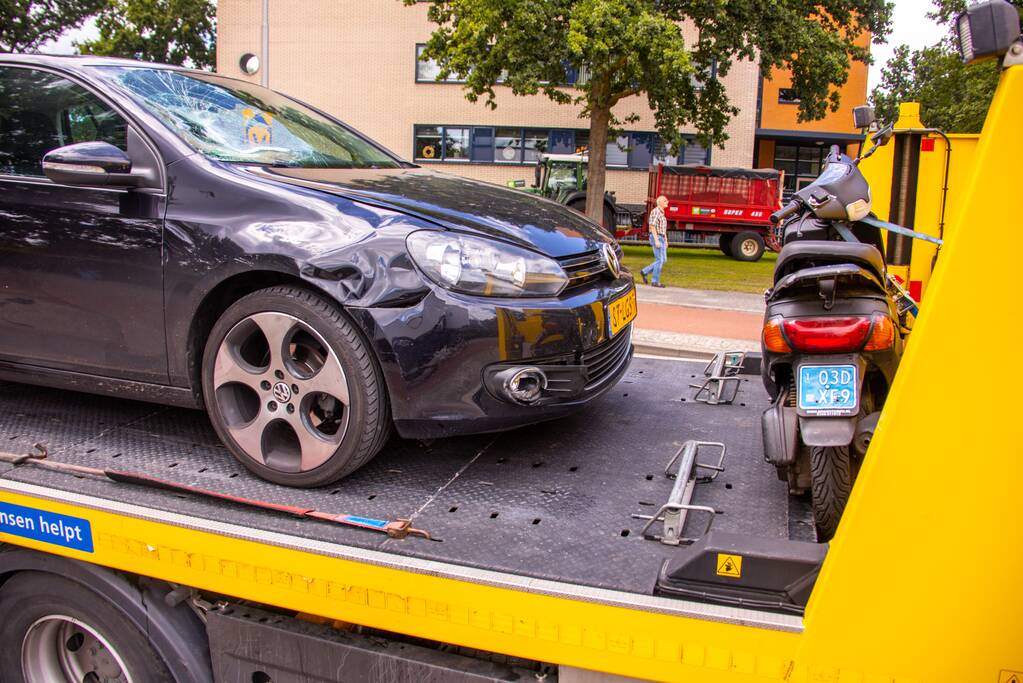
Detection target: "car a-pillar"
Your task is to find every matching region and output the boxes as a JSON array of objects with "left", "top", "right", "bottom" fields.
[{"left": 0, "top": 546, "right": 214, "bottom": 683}]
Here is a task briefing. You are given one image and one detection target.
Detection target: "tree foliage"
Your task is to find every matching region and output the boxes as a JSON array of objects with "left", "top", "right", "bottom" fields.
[
  {"left": 76, "top": 0, "right": 216, "bottom": 70},
  {"left": 0, "top": 0, "right": 105, "bottom": 53},
  {"left": 870, "top": 0, "right": 1020, "bottom": 133},
  {"left": 406, "top": 0, "right": 892, "bottom": 221},
  {"left": 870, "top": 43, "right": 999, "bottom": 132}
]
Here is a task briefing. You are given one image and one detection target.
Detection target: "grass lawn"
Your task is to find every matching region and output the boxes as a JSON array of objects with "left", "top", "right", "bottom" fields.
[{"left": 621, "top": 244, "right": 777, "bottom": 293}]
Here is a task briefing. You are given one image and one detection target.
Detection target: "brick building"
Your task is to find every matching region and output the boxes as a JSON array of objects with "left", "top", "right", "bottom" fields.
[
  {"left": 215, "top": 0, "right": 760, "bottom": 205},
  {"left": 754, "top": 33, "right": 871, "bottom": 198}
]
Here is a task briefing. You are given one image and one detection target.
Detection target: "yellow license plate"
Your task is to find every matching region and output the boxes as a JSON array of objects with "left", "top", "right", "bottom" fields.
[{"left": 608, "top": 288, "right": 637, "bottom": 338}]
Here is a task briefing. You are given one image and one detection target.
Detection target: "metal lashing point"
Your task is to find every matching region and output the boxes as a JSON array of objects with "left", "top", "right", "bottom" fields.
[
  {"left": 689, "top": 351, "right": 746, "bottom": 405},
  {"left": 632, "top": 440, "right": 726, "bottom": 546}
]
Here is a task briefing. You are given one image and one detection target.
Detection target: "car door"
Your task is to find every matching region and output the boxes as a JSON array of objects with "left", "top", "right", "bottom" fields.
[{"left": 0, "top": 64, "right": 168, "bottom": 384}]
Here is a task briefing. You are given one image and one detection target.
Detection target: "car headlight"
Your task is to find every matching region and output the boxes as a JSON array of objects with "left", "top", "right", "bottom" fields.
[{"left": 406, "top": 231, "right": 568, "bottom": 297}]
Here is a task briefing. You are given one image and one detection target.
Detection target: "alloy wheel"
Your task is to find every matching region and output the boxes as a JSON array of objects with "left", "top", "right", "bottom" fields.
[
  {"left": 740, "top": 238, "right": 758, "bottom": 257},
  {"left": 21, "top": 614, "right": 132, "bottom": 683},
  {"left": 213, "top": 312, "right": 351, "bottom": 473}
]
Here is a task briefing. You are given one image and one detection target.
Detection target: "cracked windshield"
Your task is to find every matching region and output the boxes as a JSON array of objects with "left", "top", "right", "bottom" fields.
[{"left": 95, "top": 67, "right": 402, "bottom": 169}]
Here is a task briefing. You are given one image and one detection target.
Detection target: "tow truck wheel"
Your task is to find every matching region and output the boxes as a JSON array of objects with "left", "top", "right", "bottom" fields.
[
  {"left": 202, "top": 285, "right": 391, "bottom": 487},
  {"left": 809, "top": 445, "right": 853, "bottom": 541},
  {"left": 731, "top": 231, "right": 765, "bottom": 262},
  {"left": 0, "top": 573, "right": 174, "bottom": 683}
]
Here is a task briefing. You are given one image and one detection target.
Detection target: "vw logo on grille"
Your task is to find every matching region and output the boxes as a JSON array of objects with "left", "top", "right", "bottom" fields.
[
  {"left": 602, "top": 243, "right": 621, "bottom": 279},
  {"left": 272, "top": 382, "right": 292, "bottom": 403}
]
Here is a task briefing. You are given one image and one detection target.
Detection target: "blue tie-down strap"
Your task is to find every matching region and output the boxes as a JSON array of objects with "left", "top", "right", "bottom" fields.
[{"left": 861, "top": 215, "right": 944, "bottom": 246}]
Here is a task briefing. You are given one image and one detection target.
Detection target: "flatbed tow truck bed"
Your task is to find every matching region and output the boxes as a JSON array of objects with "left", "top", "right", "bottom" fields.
[{"left": 0, "top": 356, "right": 806, "bottom": 601}]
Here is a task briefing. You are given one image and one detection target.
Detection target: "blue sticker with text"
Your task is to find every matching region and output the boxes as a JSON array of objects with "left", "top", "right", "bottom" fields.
[{"left": 0, "top": 501, "right": 94, "bottom": 553}]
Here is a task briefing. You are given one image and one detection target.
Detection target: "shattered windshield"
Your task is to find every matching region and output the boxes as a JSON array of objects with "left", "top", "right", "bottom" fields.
[{"left": 95, "top": 67, "right": 402, "bottom": 169}]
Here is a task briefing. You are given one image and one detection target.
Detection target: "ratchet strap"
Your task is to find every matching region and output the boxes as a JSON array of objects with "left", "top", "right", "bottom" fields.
[{"left": 0, "top": 447, "right": 432, "bottom": 540}]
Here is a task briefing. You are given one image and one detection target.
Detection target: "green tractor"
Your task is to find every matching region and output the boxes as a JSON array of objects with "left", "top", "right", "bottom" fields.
[{"left": 507, "top": 153, "right": 633, "bottom": 234}]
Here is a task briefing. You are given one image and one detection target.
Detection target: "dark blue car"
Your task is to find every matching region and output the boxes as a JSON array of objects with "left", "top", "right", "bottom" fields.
[{"left": 0, "top": 55, "right": 636, "bottom": 486}]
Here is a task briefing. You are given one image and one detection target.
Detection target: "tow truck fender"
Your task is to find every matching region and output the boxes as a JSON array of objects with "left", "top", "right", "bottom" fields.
[{"left": 0, "top": 546, "right": 214, "bottom": 683}]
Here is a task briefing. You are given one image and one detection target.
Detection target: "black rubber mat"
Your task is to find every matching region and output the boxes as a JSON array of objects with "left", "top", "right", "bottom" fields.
[{"left": 0, "top": 357, "right": 796, "bottom": 595}]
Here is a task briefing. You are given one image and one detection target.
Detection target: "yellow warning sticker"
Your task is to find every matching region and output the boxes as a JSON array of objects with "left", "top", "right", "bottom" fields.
[
  {"left": 999, "top": 670, "right": 1023, "bottom": 683},
  {"left": 716, "top": 553, "right": 742, "bottom": 578}
]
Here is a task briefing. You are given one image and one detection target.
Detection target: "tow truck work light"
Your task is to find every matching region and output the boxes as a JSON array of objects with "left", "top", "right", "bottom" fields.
[{"left": 955, "top": 0, "right": 1021, "bottom": 65}]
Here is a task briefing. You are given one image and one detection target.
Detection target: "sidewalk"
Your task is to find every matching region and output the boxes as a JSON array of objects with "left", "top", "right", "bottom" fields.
[{"left": 632, "top": 284, "right": 766, "bottom": 358}]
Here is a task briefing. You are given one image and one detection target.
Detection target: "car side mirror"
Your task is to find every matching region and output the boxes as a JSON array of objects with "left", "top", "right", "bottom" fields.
[
  {"left": 42, "top": 142, "right": 141, "bottom": 188},
  {"left": 852, "top": 105, "right": 876, "bottom": 130}
]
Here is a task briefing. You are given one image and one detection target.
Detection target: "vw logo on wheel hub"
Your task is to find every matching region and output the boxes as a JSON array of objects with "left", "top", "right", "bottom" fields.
[{"left": 272, "top": 381, "right": 292, "bottom": 403}]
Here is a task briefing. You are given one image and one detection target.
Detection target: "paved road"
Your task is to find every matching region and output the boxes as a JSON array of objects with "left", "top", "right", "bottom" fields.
[{"left": 632, "top": 284, "right": 765, "bottom": 357}]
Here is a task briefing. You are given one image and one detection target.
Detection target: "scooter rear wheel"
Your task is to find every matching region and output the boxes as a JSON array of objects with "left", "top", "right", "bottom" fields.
[{"left": 810, "top": 445, "right": 853, "bottom": 541}]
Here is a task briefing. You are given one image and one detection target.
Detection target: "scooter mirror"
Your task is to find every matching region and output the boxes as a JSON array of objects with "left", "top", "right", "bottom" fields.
[
  {"left": 871, "top": 124, "right": 894, "bottom": 147},
  {"left": 852, "top": 105, "right": 876, "bottom": 130}
]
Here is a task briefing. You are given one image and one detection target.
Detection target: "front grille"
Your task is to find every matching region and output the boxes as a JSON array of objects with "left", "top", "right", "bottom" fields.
[
  {"left": 581, "top": 324, "right": 633, "bottom": 390},
  {"left": 558, "top": 243, "right": 623, "bottom": 292},
  {"left": 531, "top": 324, "right": 634, "bottom": 396},
  {"left": 558, "top": 250, "right": 608, "bottom": 291}
]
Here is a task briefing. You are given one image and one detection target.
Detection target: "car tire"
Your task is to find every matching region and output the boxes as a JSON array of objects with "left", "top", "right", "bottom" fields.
[
  {"left": 809, "top": 445, "right": 853, "bottom": 542},
  {"left": 202, "top": 285, "right": 391, "bottom": 487},
  {"left": 718, "top": 233, "right": 735, "bottom": 257},
  {"left": 0, "top": 572, "right": 176, "bottom": 683},
  {"left": 731, "top": 231, "right": 765, "bottom": 262}
]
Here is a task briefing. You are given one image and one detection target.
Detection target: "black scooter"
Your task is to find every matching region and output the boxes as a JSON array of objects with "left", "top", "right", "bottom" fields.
[{"left": 760, "top": 121, "right": 923, "bottom": 541}]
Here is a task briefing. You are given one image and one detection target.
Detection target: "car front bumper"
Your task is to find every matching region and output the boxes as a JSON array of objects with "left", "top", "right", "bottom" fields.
[{"left": 348, "top": 274, "right": 636, "bottom": 439}]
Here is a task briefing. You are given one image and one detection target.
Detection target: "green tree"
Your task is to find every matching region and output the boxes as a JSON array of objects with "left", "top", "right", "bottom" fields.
[
  {"left": 0, "top": 0, "right": 105, "bottom": 53},
  {"left": 870, "top": 0, "right": 1020, "bottom": 133},
  {"left": 406, "top": 0, "right": 892, "bottom": 223},
  {"left": 871, "top": 43, "right": 1000, "bottom": 132},
  {"left": 76, "top": 0, "right": 216, "bottom": 70}
]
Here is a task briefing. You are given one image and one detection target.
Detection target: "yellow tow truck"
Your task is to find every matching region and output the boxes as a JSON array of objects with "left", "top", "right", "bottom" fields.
[{"left": 1, "top": 5, "right": 1021, "bottom": 682}]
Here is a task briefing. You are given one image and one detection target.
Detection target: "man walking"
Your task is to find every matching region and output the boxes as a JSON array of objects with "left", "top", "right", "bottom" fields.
[{"left": 641, "top": 195, "right": 669, "bottom": 288}]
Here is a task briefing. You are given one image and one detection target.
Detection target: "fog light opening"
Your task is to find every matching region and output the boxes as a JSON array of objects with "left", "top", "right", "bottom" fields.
[{"left": 505, "top": 367, "right": 547, "bottom": 404}]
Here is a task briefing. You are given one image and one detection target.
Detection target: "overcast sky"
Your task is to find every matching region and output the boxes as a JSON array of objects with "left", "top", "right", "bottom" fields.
[
  {"left": 868, "top": 0, "right": 948, "bottom": 90},
  {"left": 43, "top": 2, "right": 945, "bottom": 92}
]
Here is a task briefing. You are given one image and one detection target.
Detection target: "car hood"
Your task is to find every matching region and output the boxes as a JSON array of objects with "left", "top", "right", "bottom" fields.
[{"left": 244, "top": 166, "right": 610, "bottom": 257}]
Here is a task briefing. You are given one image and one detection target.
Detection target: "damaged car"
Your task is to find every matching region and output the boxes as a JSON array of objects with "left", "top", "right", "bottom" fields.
[{"left": 0, "top": 55, "right": 636, "bottom": 486}]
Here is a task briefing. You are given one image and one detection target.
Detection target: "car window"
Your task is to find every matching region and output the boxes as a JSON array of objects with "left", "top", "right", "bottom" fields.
[
  {"left": 0, "top": 66, "right": 128, "bottom": 178},
  {"left": 94, "top": 66, "right": 402, "bottom": 169}
]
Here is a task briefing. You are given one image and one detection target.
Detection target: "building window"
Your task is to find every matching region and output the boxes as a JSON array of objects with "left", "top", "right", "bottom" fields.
[
  {"left": 778, "top": 88, "right": 801, "bottom": 104},
  {"left": 653, "top": 137, "right": 710, "bottom": 166},
  {"left": 414, "top": 125, "right": 443, "bottom": 160},
  {"left": 416, "top": 44, "right": 464, "bottom": 83},
  {"left": 774, "top": 143, "right": 826, "bottom": 194},
  {"left": 414, "top": 125, "right": 685, "bottom": 168},
  {"left": 495, "top": 127, "right": 524, "bottom": 162},
  {"left": 443, "top": 127, "right": 470, "bottom": 161},
  {"left": 523, "top": 129, "right": 548, "bottom": 162}
]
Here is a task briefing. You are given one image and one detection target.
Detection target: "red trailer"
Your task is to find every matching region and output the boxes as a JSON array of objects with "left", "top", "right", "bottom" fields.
[{"left": 618, "top": 164, "right": 783, "bottom": 261}]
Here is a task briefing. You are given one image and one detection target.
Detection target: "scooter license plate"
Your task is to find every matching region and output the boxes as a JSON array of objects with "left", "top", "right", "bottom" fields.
[{"left": 798, "top": 364, "right": 858, "bottom": 415}]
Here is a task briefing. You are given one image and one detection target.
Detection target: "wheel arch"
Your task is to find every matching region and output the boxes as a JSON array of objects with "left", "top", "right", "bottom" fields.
[
  {"left": 183, "top": 269, "right": 339, "bottom": 405},
  {"left": 0, "top": 546, "right": 213, "bottom": 683}
]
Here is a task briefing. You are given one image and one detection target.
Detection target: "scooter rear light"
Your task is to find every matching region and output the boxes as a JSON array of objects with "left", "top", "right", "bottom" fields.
[
  {"left": 864, "top": 315, "right": 895, "bottom": 351},
  {"left": 782, "top": 316, "right": 872, "bottom": 352},
  {"left": 762, "top": 318, "right": 791, "bottom": 353}
]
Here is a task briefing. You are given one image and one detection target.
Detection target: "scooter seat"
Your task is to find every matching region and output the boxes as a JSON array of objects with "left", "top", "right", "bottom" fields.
[{"left": 775, "top": 241, "right": 885, "bottom": 284}]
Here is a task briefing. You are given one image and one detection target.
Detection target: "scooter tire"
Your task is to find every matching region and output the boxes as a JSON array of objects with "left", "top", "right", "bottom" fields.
[{"left": 810, "top": 445, "right": 853, "bottom": 542}]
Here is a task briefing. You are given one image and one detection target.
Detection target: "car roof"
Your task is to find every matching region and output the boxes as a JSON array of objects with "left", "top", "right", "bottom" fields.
[{"left": 0, "top": 53, "right": 190, "bottom": 73}]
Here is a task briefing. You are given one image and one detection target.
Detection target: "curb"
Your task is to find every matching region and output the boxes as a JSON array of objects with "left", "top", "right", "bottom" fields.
[{"left": 632, "top": 328, "right": 759, "bottom": 361}]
